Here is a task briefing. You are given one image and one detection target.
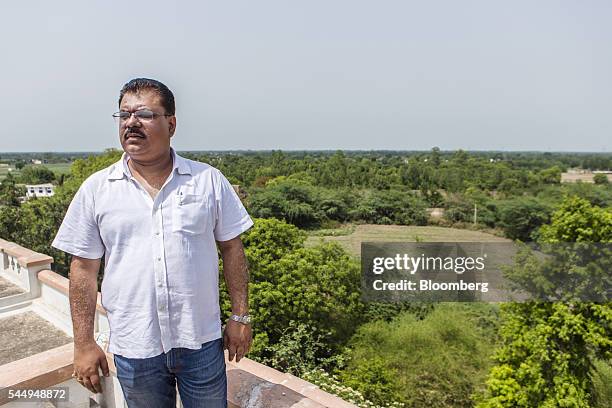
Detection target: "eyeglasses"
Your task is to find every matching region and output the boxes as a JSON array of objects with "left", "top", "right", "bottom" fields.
[{"left": 112, "top": 109, "right": 173, "bottom": 122}]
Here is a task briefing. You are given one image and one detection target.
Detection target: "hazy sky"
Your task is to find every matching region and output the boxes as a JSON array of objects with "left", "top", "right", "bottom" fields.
[{"left": 0, "top": 1, "right": 610, "bottom": 152}]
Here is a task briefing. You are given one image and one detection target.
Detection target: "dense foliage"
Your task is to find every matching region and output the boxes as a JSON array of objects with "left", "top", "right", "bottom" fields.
[
  {"left": 0, "top": 173, "right": 24, "bottom": 206},
  {"left": 248, "top": 181, "right": 429, "bottom": 228},
  {"left": 0, "top": 149, "right": 122, "bottom": 275},
  {"left": 339, "top": 303, "right": 500, "bottom": 407},
  {"left": 18, "top": 165, "right": 56, "bottom": 184},
  {"left": 1, "top": 149, "right": 611, "bottom": 408},
  {"left": 477, "top": 197, "right": 612, "bottom": 408},
  {"left": 219, "top": 218, "right": 364, "bottom": 360},
  {"left": 184, "top": 149, "right": 612, "bottom": 191}
]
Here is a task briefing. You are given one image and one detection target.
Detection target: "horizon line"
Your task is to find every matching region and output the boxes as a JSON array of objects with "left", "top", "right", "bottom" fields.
[{"left": 1, "top": 148, "right": 610, "bottom": 155}]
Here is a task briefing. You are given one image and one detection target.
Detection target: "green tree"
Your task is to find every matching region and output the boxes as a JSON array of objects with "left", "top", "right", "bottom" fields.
[
  {"left": 248, "top": 182, "right": 323, "bottom": 228},
  {"left": 218, "top": 218, "right": 363, "bottom": 361},
  {"left": 430, "top": 146, "right": 442, "bottom": 166},
  {"left": 593, "top": 174, "right": 609, "bottom": 185},
  {"left": 0, "top": 205, "right": 20, "bottom": 242},
  {"left": 539, "top": 196, "right": 612, "bottom": 243},
  {"left": 241, "top": 217, "right": 306, "bottom": 275},
  {"left": 12, "top": 195, "right": 74, "bottom": 275},
  {"left": 0, "top": 149, "right": 123, "bottom": 276},
  {"left": 539, "top": 166, "right": 562, "bottom": 184},
  {"left": 249, "top": 242, "right": 363, "bottom": 357},
  {"left": 18, "top": 165, "right": 56, "bottom": 184},
  {"left": 477, "top": 197, "right": 612, "bottom": 408},
  {"left": 351, "top": 190, "right": 429, "bottom": 225},
  {"left": 444, "top": 191, "right": 497, "bottom": 227},
  {"left": 0, "top": 173, "right": 24, "bottom": 207},
  {"left": 497, "top": 197, "right": 551, "bottom": 241}
]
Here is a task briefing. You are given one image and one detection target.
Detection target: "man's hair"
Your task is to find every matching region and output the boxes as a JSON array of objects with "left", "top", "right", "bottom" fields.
[{"left": 118, "top": 78, "right": 175, "bottom": 115}]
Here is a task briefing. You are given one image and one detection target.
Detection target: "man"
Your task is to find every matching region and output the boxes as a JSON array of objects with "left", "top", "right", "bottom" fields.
[{"left": 51, "top": 78, "right": 253, "bottom": 407}]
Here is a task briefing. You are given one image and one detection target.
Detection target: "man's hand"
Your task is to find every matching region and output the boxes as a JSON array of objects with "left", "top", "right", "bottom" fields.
[
  {"left": 73, "top": 341, "right": 109, "bottom": 394},
  {"left": 69, "top": 256, "right": 106, "bottom": 393},
  {"left": 223, "top": 320, "right": 252, "bottom": 362},
  {"left": 218, "top": 236, "right": 252, "bottom": 363}
]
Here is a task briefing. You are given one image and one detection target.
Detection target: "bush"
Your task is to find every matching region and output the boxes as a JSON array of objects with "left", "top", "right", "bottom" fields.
[
  {"left": 248, "top": 183, "right": 429, "bottom": 227},
  {"left": 477, "top": 197, "right": 612, "bottom": 408},
  {"left": 248, "top": 242, "right": 363, "bottom": 356},
  {"left": 248, "top": 182, "right": 323, "bottom": 228},
  {"left": 241, "top": 217, "right": 306, "bottom": 277},
  {"left": 0, "top": 173, "right": 24, "bottom": 206},
  {"left": 259, "top": 321, "right": 334, "bottom": 375},
  {"left": 219, "top": 218, "right": 364, "bottom": 360},
  {"left": 497, "top": 197, "right": 551, "bottom": 241},
  {"left": 18, "top": 165, "right": 56, "bottom": 184},
  {"left": 340, "top": 356, "right": 406, "bottom": 405},
  {"left": 341, "top": 304, "right": 499, "bottom": 407},
  {"left": 443, "top": 193, "right": 497, "bottom": 228},
  {"left": 593, "top": 174, "right": 609, "bottom": 185},
  {"left": 351, "top": 190, "right": 428, "bottom": 225},
  {"left": 303, "top": 368, "right": 406, "bottom": 408},
  {"left": 591, "top": 359, "right": 612, "bottom": 408},
  {"left": 315, "top": 188, "right": 357, "bottom": 222}
]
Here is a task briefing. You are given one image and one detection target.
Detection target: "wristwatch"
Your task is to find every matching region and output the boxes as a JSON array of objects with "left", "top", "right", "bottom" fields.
[{"left": 229, "top": 314, "right": 251, "bottom": 325}]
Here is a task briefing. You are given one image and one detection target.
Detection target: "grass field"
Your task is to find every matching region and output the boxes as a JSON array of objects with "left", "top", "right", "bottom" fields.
[
  {"left": 43, "top": 163, "right": 72, "bottom": 175},
  {"left": 0, "top": 163, "right": 72, "bottom": 182},
  {"left": 306, "top": 224, "right": 510, "bottom": 257},
  {"left": 0, "top": 167, "right": 19, "bottom": 181}
]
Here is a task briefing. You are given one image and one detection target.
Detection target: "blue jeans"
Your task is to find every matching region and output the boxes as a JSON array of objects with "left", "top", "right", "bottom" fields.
[{"left": 113, "top": 338, "right": 227, "bottom": 408}]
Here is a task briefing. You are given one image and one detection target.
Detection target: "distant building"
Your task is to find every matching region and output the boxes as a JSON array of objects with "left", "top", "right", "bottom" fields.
[
  {"left": 31, "top": 159, "right": 43, "bottom": 165},
  {"left": 25, "top": 183, "right": 54, "bottom": 198}
]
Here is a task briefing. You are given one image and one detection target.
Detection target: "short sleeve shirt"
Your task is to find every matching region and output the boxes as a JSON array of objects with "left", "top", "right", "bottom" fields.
[{"left": 51, "top": 148, "right": 253, "bottom": 358}]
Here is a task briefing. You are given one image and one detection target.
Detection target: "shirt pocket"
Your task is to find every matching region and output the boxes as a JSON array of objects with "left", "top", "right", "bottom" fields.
[{"left": 171, "top": 193, "right": 211, "bottom": 234}]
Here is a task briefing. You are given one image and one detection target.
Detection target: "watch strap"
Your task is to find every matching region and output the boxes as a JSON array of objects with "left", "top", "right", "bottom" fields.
[{"left": 230, "top": 314, "right": 251, "bottom": 324}]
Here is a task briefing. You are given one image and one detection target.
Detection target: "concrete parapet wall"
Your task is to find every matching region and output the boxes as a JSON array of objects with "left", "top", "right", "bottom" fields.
[{"left": 0, "top": 238, "right": 356, "bottom": 407}]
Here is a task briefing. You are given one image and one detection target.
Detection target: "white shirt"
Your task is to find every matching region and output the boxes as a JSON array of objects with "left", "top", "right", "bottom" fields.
[{"left": 51, "top": 148, "right": 253, "bottom": 358}]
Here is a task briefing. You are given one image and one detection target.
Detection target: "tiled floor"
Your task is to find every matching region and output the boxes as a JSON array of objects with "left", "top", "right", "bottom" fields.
[
  {"left": 0, "top": 311, "right": 72, "bottom": 366},
  {"left": 0, "top": 276, "right": 25, "bottom": 298}
]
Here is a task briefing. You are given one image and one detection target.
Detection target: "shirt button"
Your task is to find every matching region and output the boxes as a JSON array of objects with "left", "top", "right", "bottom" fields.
[
  {"left": 155, "top": 231, "right": 160, "bottom": 236},
  {"left": 157, "top": 257, "right": 161, "bottom": 261}
]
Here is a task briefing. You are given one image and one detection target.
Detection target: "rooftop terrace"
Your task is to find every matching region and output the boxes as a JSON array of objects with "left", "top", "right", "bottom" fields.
[{"left": 0, "top": 238, "right": 356, "bottom": 408}]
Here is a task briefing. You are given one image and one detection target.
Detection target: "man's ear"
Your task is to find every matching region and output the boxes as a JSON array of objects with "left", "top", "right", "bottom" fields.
[{"left": 169, "top": 116, "right": 176, "bottom": 137}]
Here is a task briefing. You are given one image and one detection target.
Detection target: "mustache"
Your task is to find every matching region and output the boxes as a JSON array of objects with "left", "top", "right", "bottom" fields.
[{"left": 124, "top": 128, "right": 145, "bottom": 139}]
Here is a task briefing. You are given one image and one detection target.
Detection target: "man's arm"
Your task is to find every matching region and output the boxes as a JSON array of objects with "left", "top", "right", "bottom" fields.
[
  {"left": 218, "top": 236, "right": 252, "bottom": 362},
  {"left": 70, "top": 256, "right": 100, "bottom": 345},
  {"left": 69, "top": 256, "right": 109, "bottom": 394}
]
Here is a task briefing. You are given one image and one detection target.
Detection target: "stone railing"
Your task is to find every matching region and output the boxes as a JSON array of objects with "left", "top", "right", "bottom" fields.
[
  {"left": 0, "top": 239, "right": 356, "bottom": 408},
  {"left": 0, "top": 238, "right": 53, "bottom": 311}
]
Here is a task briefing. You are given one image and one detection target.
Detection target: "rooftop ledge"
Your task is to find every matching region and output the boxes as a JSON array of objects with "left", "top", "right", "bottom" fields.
[
  {"left": 0, "top": 238, "right": 356, "bottom": 407},
  {"left": 0, "top": 238, "right": 53, "bottom": 268},
  {"left": 1, "top": 344, "right": 353, "bottom": 407}
]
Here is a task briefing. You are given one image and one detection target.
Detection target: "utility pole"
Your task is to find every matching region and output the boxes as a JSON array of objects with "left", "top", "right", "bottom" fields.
[{"left": 473, "top": 203, "right": 478, "bottom": 225}]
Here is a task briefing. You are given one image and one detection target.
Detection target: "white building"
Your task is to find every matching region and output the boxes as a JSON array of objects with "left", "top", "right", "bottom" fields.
[{"left": 25, "top": 183, "right": 54, "bottom": 198}]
